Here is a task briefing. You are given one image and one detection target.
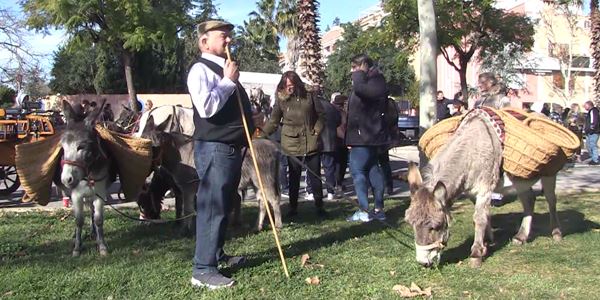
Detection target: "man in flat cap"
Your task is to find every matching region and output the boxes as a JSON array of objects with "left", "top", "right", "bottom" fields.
[{"left": 187, "top": 20, "right": 254, "bottom": 289}]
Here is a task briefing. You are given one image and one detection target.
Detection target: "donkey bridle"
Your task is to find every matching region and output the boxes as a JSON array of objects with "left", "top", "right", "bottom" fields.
[{"left": 60, "top": 136, "right": 109, "bottom": 187}]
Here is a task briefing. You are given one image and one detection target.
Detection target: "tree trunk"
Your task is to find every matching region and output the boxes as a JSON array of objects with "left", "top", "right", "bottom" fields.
[
  {"left": 122, "top": 51, "right": 139, "bottom": 112},
  {"left": 459, "top": 58, "right": 469, "bottom": 106},
  {"left": 591, "top": 0, "right": 600, "bottom": 105},
  {"left": 417, "top": 0, "right": 438, "bottom": 130},
  {"left": 298, "top": 0, "right": 325, "bottom": 93}
]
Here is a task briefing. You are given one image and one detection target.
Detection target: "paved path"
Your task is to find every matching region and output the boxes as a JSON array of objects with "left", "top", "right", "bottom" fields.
[{"left": 1, "top": 146, "right": 598, "bottom": 213}]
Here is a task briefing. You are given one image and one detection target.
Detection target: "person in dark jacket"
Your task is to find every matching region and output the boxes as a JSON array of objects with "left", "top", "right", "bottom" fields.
[
  {"left": 436, "top": 91, "right": 453, "bottom": 122},
  {"left": 331, "top": 94, "right": 349, "bottom": 195},
  {"left": 345, "top": 54, "right": 389, "bottom": 222},
  {"left": 261, "top": 71, "right": 327, "bottom": 217},
  {"left": 583, "top": 101, "right": 599, "bottom": 165},
  {"left": 319, "top": 98, "right": 341, "bottom": 200}
]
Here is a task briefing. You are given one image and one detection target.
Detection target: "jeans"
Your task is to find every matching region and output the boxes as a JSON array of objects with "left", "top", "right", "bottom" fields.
[
  {"left": 587, "top": 133, "right": 599, "bottom": 163},
  {"left": 192, "top": 141, "right": 243, "bottom": 275},
  {"left": 349, "top": 146, "right": 384, "bottom": 210},
  {"left": 321, "top": 152, "right": 336, "bottom": 193},
  {"left": 288, "top": 154, "right": 323, "bottom": 210}
]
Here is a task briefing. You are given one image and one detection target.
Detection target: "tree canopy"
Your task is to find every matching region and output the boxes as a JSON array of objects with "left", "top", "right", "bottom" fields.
[
  {"left": 384, "top": 0, "right": 535, "bottom": 97},
  {"left": 22, "top": 0, "right": 191, "bottom": 110}
]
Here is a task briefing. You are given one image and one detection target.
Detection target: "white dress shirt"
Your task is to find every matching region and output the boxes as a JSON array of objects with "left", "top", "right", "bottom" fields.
[{"left": 187, "top": 53, "right": 237, "bottom": 118}]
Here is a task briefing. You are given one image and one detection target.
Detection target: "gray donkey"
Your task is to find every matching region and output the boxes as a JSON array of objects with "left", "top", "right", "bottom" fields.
[
  {"left": 405, "top": 110, "right": 562, "bottom": 267},
  {"left": 138, "top": 114, "right": 282, "bottom": 233},
  {"left": 57, "top": 100, "right": 116, "bottom": 256}
]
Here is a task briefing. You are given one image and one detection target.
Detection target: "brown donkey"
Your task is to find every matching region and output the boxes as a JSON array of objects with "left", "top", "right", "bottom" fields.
[{"left": 405, "top": 111, "right": 562, "bottom": 267}]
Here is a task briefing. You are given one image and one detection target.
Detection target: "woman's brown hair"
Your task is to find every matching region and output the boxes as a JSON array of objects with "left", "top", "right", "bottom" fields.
[{"left": 276, "top": 71, "right": 307, "bottom": 98}]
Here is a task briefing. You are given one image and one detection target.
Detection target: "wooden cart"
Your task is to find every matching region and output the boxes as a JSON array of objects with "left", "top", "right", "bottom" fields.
[{"left": 0, "top": 109, "right": 57, "bottom": 195}]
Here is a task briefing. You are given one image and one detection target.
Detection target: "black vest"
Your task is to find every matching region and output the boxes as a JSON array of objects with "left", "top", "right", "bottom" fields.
[{"left": 191, "top": 57, "right": 254, "bottom": 146}]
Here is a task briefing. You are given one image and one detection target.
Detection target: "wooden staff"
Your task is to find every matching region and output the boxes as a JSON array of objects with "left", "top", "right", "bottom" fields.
[{"left": 225, "top": 47, "right": 290, "bottom": 278}]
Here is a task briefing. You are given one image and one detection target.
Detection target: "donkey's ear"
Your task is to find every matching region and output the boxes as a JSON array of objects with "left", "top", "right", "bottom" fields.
[
  {"left": 407, "top": 162, "right": 422, "bottom": 194},
  {"left": 84, "top": 107, "right": 101, "bottom": 128},
  {"left": 141, "top": 115, "right": 156, "bottom": 136},
  {"left": 433, "top": 181, "right": 447, "bottom": 204},
  {"left": 62, "top": 100, "right": 75, "bottom": 123}
]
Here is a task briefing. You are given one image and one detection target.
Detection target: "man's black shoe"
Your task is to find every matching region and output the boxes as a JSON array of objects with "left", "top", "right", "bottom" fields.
[
  {"left": 589, "top": 161, "right": 599, "bottom": 166},
  {"left": 191, "top": 272, "right": 235, "bottom": 289},
  {"left": 219, "top": 255, "right": 247, "bottom": 268}
]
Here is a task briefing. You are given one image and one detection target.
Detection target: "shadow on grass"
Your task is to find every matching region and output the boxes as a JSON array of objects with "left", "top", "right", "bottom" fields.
[
  {"left": 440, "top": 209, "right": 600, "bottom": 267},
  {"left": 235, "top": 198, "right": 413, "bottom": 275}
]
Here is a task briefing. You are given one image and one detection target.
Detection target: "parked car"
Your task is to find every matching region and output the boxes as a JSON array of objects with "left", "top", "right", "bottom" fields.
[{"left": 395, "top": 100, "right": 419, "bottom": 145}]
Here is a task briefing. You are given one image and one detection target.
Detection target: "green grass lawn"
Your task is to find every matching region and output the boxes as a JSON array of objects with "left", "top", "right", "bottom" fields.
[{"left": 1, "top": 193, "right": 599, "bottom": 299}]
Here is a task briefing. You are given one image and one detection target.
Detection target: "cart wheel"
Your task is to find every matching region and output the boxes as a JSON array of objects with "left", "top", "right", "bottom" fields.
[{"left": 0, "top": 165, "right": 21, "bottom": 196}]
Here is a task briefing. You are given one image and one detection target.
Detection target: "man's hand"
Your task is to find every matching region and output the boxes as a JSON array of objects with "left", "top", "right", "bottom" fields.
[{"left": 224, "top": 60, "right": 240, "bottom": 82}]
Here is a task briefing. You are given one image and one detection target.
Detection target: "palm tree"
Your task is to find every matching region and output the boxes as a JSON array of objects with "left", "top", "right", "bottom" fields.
[
  {"left": 298, "top": 0, "right": 325, "bottom": 92},
  {"left": 276, "top": 0, "right": 299, "bottom": 71},
  {"left": 591, "top": 0, "right": 600, "bottom": 104},
  {"left": 248, "top": 0, "right": 280, "bottom": 57}
]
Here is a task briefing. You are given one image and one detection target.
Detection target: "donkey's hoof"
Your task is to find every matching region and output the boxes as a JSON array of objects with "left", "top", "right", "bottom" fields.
[
  {"left": 99, "top": 248, "right": 109, "bottom": 257},
  {"left": 72, "top": 250, "right": 81, "bottom": 257},
  {"left": 512, "top": 235, "right": 527, "bottom": 245},
  {"left": 469, "top": 257, "right": 482, "bottom": 268},
  {"left": 552, "top": 230, "right": 563, "bottom": 242}
]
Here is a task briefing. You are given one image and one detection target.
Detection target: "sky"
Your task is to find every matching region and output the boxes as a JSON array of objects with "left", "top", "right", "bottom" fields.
[{"left": 0, "top": 0, "right": 381, "bottom": 77}]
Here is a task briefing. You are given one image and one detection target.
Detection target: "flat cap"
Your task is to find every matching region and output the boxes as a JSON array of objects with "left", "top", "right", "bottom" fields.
[{"left": 197, "top": 20, "right": 234, "bottom": 36}]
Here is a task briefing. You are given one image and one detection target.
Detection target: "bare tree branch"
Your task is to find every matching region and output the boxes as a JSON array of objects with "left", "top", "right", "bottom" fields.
[{"left": 0, "top": 8, "right": 43, "bottom": 87}]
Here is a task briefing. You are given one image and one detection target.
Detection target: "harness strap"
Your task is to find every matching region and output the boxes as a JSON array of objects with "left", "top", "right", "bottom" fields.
[
  {"left": 414, "top": 240, "right": 446, "bottom": 251},
  {"left": 459, "top": 108, "right": 505, "bottom": 145}
]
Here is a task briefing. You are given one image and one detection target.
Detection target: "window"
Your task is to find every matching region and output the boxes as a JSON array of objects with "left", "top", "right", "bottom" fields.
[{"left": 571, "top": 56, "right": 591, "bottom": 68}]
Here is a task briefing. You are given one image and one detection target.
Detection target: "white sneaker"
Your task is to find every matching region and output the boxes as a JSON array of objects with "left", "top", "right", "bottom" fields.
[
  {"left": 327, "top": 193, "right": 334, "bottom": 201},
  {"left": 305, "top": 193, "right": 314, "bottom": 200}
]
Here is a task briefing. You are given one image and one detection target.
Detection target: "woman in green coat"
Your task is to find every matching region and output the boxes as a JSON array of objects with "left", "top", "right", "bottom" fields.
[{"left": 262, "top": 71, "right": 327, "bottom": 217}]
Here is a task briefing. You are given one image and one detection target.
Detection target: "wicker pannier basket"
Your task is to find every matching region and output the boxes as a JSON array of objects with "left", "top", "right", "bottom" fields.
[
  {"left": 496, "top": 110, "right": 563, "bottom": 178},
  {"left": 418, "top": 115, "right": 462, "bottom": 159},
  {"left": 419, "top": 108, "right": 564, "bottom": 179},
  {"left": 525, "top": 116, "right": 580, "bottom": 158}
]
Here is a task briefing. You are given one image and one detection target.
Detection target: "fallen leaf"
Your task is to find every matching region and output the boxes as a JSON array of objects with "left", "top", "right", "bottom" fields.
[
  {"left": 392, "top": 282, "right": 432, "bottom": 298},
  {"left": 300, "top": 253, "right": 310, "bottom": 267},
  {"left": 60, "top": 212, "right": 71, "bottom": 221},
  {"left": 456, "top": 261, "right": 463, "bottom": 266},
  {"left": 593, "top": 229, "right": 600, "bottom": 232},
  {"left": 3, "top": 291, "right": 14, "bottom": 297},
  {"left": 260, "top": 288, "right": 265, "bottom": 293},
  {"left": 300, "top": 253, "right": 324, "bottom": 269},
  {"left": 132, "top": 249, "right": 141, "bottom": 256},
  {"left": 305, "top": 276, "right": 320, "bottom": 285},
  {"left": 389, "top": 271, "right": 396, "bottom": 276}
]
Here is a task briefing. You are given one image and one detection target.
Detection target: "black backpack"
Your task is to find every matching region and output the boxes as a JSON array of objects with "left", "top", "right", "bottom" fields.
[{"left": 384, "top": 97, "right": 399, "bottom": 129}]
